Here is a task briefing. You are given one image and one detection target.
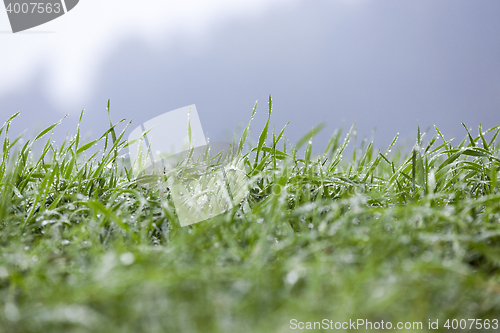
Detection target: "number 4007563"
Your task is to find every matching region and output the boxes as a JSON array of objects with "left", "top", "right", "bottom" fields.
[
  {"left": 444, "top": 319, "right": 499, "bottom": 330},
  {"left": 6, "top": 3, "right": 62, "bottom": 14}
]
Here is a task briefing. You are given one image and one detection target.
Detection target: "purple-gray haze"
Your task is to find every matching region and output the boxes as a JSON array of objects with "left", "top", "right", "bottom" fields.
[{"left": 2, "top": 0, "right": 500, "bottom": 152}]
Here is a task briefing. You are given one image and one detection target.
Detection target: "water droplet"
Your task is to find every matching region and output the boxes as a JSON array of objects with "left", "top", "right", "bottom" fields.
[
  {"left": 286, "top": 271, "right": 299, "bottom": 285},
  {"left": 120, "top": 252, "right": 135, "bottom": 266},
  {"left": 372, "top": 287, "right": 385, "bottom": 299}
]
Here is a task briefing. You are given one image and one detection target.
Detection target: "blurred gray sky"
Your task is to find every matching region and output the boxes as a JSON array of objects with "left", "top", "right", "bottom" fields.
[{"left": 1, "top": 0, "right": 499, "bottom": 151}]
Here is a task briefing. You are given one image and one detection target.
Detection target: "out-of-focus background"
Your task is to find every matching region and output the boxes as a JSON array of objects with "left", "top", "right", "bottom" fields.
[{"left": 1, "top": 0, "right": 499, "bottom": 150}]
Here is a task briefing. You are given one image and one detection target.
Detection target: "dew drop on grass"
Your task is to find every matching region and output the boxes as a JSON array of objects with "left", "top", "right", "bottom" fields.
[
  {"left": 120, "top": 253, "right": 135, "bottom": 266},
  {"left": 372, "top": 287, "right": 385, "bottom": 299},
  {"left": 442, "top": 260, "right": 452, "bottom": 267},
  {"left": 286, "top": 271, "right": 299, "bottom": 285},
  {"left": 4, "top": 302, "right": 20, "bottom": 322},
  {"left": 0, "top": 266, "right": 8, "bottom": 279},
  {"left": 422, "top": 251, "right": 433, "bottom": 262}
]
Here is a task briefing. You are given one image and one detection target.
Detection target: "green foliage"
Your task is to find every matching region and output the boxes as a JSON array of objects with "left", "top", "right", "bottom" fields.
[{"left": 1, "top": 100, "right": 500, "bottom": 332}]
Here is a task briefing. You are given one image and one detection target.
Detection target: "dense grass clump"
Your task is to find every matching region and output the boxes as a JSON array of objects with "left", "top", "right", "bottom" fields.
[{"left": 1, "top": 98, "right": 500, "bottom": 332}]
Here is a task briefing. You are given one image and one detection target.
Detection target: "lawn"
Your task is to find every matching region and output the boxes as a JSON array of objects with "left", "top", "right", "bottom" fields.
[{"left": 1, "top": 98, "right": 500, "bottom": 332}]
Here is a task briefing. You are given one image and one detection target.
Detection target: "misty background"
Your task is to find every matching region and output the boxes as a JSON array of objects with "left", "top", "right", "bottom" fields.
[{"left": 1, "top": 0, "right": 499, "bottom": 152}]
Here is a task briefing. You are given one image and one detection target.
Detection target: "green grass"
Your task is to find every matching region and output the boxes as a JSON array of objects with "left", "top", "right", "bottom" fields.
[{"left": 1, "top": 97, "right": 500, "bottom": 332}]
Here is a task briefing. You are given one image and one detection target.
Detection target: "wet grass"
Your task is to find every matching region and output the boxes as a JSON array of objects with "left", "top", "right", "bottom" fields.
[{"left": 1, "top": 97, "right": 500, "bottom": 332}]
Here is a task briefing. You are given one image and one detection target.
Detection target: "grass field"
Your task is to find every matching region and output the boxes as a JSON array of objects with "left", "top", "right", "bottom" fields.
[{"left": 1, "top": 98, "right": 500, "bottom": 332}]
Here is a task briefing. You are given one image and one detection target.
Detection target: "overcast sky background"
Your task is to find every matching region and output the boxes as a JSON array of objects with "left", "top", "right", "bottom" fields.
[{"left": 1, "top": 0, "right": 499, "bottom": 152}]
